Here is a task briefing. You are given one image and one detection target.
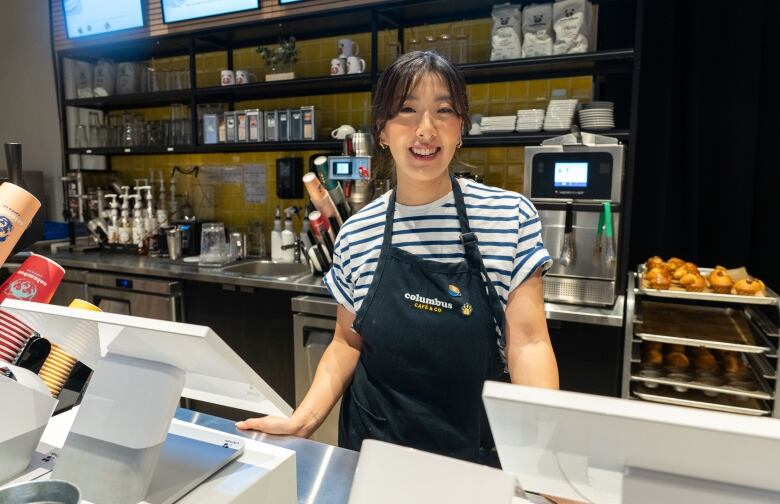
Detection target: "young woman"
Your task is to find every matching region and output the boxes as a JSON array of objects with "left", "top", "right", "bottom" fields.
[{"left": 238, "top": 51, "right": 558, "bottom": 465}]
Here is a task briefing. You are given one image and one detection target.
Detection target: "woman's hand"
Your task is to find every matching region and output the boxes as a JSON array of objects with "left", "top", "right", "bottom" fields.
[{"left": 235, "top": 415, "right": 307, "bottom": 437}]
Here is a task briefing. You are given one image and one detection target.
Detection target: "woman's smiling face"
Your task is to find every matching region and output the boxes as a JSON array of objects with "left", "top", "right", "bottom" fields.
[{"left": 379, "top": 72, "right": 463, "bottom": 185}]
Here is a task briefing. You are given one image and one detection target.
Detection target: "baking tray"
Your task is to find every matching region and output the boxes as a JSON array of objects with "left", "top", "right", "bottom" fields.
[
  {"left": 630, "top": 367, "right": 773, "bottom": 400},
  {"left": 635, "top": 268, "right": 779, "bottom": 306},
  {"left": 635, "top": 301, "right": 772, "bottom": 353},
  {"left": 633, "top": 384, "right": 770, "bottom": 416},
  {"left": 746, "top": 352, "right": 777, "bottom": 381},
  {"left": 745, "top": 306, "right": 780, "bottom": 338}
]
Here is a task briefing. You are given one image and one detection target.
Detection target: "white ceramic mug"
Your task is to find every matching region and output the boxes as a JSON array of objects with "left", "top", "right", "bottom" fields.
[
  {"left": 331, "top": 124, "right": 356, "bottom": 139},
  {"left": 338, "top": 38, "right": 359, "bottom": 58},
  {"left": 235, "top": 69, "right": 256, "bottom": 85},
  {"left": 220, "top": 70, "right": 235, "bottom": 86},
  {"left": 346, "top": 56, "right": 366, "bottom": 74},
  {"left": 330, "top": 58, "right": 346, "bottom": 76}
]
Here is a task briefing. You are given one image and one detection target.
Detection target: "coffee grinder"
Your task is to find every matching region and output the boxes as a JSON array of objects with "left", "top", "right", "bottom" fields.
[{"left": 524, "top": 133, "right": 625, "bottom": 307}]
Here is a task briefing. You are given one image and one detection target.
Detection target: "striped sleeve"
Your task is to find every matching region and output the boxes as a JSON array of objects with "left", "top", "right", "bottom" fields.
[
  {"left": 323, "top": 231, "right": 356, "bottom": 313},
  {"left": 509, "top": 196, "right": 553, "bottom": 292}
]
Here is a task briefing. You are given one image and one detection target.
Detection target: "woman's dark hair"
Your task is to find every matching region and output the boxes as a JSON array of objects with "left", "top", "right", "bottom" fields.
[{"left": 372, "top": 51, "right": 470, "bottom": 144}]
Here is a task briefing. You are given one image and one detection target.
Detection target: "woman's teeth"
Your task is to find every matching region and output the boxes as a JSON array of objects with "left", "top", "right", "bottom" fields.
[{"left": 410, "top": 146, "right": 440, "bottom": 159}]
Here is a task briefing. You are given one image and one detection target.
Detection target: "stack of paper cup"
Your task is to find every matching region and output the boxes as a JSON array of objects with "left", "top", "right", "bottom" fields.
[
  {"left": 0, "top": 310, "right": 35, "bottom": 363},
  {"left": 37, "top": 299, "right": 101, "bottom": 398}
]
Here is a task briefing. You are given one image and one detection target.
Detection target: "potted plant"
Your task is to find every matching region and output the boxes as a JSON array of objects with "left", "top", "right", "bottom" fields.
[{"left": 256, "top": 37, "right": 299, "bottom": 81}]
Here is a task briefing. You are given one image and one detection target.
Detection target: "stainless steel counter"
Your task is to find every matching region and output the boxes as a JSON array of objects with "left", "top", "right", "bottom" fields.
[
  {"left": 174, "top": 408, "right": 357, "bottom": 504},
  {"left": 11, "top": 251, "right": 330, "bottom": 295},
  {"left": 6, "top": 251, "right": 625, "bottom": 326}
]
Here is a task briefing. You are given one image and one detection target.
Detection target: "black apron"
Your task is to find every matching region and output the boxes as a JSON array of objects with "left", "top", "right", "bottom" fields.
[{"left": 338, "top": 176, "right": 507, "bottom": 464}]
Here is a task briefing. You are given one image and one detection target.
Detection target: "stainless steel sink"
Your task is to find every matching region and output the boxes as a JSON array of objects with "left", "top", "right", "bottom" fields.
[{"left": 221, "top": 260, "right": 309, "bottom": 278}]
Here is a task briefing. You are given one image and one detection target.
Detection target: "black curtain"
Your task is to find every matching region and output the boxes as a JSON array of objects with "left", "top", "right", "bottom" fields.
[{"left": 630, "top": 0, "right": 780, "bottom": 289}]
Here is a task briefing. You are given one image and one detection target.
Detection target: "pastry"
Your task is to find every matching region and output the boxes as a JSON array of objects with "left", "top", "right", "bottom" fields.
[
  {"left": 708, "top": 269, "right": 734, "bottom": 294},
  {"left": 672, "top": 262, "right": 700, "bottom": 280},
  {"left": 645, "top": 256, "right": 665, "bottom": 271},
  {"left": 644, "top": 341, "right": 663, "bottom": 352},
  {"left": 690, "top": 346, "right": 711, "bottom": 357},
  {"left": 694, "top": 352, "right": 718, "bottom": 371},
  {"left": 642, "top": 349, "right": 663, "bottom": 367},
  {"left": 665, "top": 351, "right": 690, "bottom": 369},
  {"left": 679, "top": 273, "right": 707, "bottom": 292},
  {"left": 645, "top": 268, "right": 671, "bottom": 290},
  {"left": 734, "top": 277, "right": 764, "bottom": 296},
  {"left": 665, "top": 257, "right": 685, "bottom": 271}
]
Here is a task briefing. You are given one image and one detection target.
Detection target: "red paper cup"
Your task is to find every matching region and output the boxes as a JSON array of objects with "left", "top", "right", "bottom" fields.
[
  {"left": 0, "top": 254, "right": 65, "bottom": 304},
  {"left": 0, "top": 310, "right": 35, "bottom": 363}
]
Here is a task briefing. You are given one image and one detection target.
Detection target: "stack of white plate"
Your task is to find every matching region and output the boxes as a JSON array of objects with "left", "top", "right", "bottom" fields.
[
  {"left": 515, "top": 109, "right": 545, "bottom": 132},
  {"left": 480, "top": 115, "right": 517, "bottom": 134},
  {"left": 543, "top": 99, "right": 578, "bottom": 132},
  {"left": 578, "top": 101, "right": 615, "bottom": 130}
]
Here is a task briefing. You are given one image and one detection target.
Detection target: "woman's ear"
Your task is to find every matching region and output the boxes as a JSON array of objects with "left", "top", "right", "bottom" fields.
[{"left": 378, "top": 129, "right": 388, "bottom": 148}]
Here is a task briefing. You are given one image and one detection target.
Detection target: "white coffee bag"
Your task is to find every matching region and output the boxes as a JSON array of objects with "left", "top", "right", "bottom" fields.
[
  {"left": 490, "top": 3, "right": 523, "bottom": 61},
  {"left": 552, "top": 0, "right": 592, "bottom": 55},
  {"left": 522, "top": 3, "right": 554, "bottom": 57}
]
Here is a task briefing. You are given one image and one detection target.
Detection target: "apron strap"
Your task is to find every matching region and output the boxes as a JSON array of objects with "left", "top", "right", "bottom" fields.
[{"left": 450, "top": 177, "right": 508, "bottom": 362}]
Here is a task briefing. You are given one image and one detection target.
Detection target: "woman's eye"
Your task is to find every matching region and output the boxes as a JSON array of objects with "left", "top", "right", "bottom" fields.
[
  {"left": 438, "top": 107, "right": 454, "bottom": 114},
  {"left": 400, "top": 106, "right": 415, "bottom": 113}
]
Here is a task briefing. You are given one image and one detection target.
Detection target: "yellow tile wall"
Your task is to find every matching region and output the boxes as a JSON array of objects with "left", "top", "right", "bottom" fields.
[{"left": 109, "top": 151, "right": 319, "bottom": 236}]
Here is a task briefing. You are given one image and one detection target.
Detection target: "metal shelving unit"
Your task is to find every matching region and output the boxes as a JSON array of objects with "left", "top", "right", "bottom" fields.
[{"left": 622, "top": 271, "right": 780, "bottom": 417}]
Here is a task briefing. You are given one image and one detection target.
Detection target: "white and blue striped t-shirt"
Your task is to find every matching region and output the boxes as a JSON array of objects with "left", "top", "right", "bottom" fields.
[{"left": 323, "top": 178, "right": 553, "bottom": 314}]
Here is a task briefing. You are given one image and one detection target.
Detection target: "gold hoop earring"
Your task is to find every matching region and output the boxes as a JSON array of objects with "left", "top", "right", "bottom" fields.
[
  {"left": 456, "top": 139, "right": 463, "bottom": 149},
  {"left": 380, "top": 142, "right": 389, "bottom": 149}
]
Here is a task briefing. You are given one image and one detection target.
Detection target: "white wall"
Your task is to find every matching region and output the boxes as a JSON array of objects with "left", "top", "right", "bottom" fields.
[{"left": 0, "top": 0, "right": 63, "bottom": 220}]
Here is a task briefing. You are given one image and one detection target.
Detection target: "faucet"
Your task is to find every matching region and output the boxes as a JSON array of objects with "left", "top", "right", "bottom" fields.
[{"left": 281, "top": 237, "right": 309, "bottom": 264}]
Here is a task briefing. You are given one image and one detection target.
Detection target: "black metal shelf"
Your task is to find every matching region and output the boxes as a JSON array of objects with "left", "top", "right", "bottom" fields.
[
  {"left": 462, "top": 129, "right": 630, "bottom": 148},
  {"left": 458, "top": 49, "right": 634, "bottom": 83},
  {"left": 61, "top": 50, "right": 633, "bottom": 113},
  {"left": 64, "top": 89, "right": 192, "bottom": 111},
  {"left": 196, "top": 73, "right": 373, "bottom": 102},
  {"left": 66, "top": 140, "right": 342, "bottom": 156}
]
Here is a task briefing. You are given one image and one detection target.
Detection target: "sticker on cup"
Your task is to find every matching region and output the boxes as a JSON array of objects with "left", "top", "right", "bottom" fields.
[
  {"left": 220, "top": 70, "right": 235, "bottom": 86},
  {"left": 330, "top": 58, "right": 346, "bottom": 76}
]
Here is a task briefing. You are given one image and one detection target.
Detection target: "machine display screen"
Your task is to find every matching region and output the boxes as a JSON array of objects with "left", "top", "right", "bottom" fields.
[
  {"left": 63, "top": 0, "right": 144, "bottom": 38},
  {"left": 162, "top": 0, "right": 259, "bottom": 23},
  {"left": 334, "top": 161, "right": 352, "bottom": 176},
  {"left": 554, "top": 162, "right": 588, "bottom": 188}
]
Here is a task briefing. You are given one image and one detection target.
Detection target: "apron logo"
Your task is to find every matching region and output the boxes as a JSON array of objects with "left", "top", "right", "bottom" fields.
[
  {"left": 447, "top": 284, "right": 462, "bottom": 297},
  {"left": 404, "top": 292, "right": 453, "bottom": 314},
  {"left": 461, "top": 303, "right": 473, "bottom": 317}
]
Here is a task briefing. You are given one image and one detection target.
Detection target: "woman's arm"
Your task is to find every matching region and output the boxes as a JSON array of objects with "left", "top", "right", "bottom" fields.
[
  {"left": 504, "top": 269, "right": 559, "bottom": 389},
  {"left": 237, "top": 305, "right": 362, "bottom": 437}
]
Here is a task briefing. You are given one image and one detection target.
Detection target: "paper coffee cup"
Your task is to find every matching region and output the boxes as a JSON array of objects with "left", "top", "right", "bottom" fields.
[{"left": 0, "top": 254, "right": 65, "bottom": 304}]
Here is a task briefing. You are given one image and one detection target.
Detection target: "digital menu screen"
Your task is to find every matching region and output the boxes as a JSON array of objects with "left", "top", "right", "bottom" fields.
[
  {"left": 279, "top": 0, "right": 306, "bottom": 3},
  {"left": 63, "top": 0, "right": 145, "bottom": 39},
  {"left": 554, "top": 162, "right": 589, "bottom": 188},
  {"left": 162, "top": 0, "right": 259, "bottom": 23}
]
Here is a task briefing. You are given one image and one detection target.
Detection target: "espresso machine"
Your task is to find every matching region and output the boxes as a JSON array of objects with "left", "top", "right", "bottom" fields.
[{"left": 524, "top": 133, "right": 625, "bottom": 307}]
